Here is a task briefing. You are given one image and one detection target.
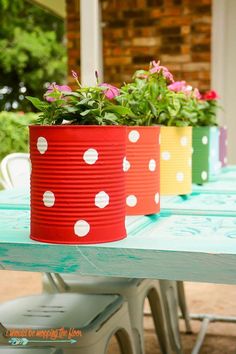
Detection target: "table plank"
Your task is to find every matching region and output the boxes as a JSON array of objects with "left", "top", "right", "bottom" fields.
[
  {"left": 162, "top": 193, "right": 236, "bottom": 215},
  {"left": 0, "top": 188, "right": 29, "bottom": 209},
  {"left": 0, "top": 210, "right": 236, "bottom": 284}
]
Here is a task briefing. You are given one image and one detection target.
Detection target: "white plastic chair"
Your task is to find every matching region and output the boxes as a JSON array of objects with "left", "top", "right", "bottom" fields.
[
  {"left": 0, "top": 153, "right": 30, "bottom": 190},
  {"left": 0, "top": 293, "right": 136, "bottom": 354}
]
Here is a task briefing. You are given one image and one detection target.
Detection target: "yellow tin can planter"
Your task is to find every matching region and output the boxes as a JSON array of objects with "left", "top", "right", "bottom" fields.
[{"left": 160, "top": 126, "right": 192, "bottom": 195}]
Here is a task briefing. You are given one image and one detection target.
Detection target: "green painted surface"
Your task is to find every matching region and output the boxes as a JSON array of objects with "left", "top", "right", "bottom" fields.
[{"left": 192, "top": 127, "right": 210, "bottom": 184}]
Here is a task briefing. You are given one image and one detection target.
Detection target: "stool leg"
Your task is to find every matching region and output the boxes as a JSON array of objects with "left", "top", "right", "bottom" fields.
[
  {"left": 177, "top": 281, "right": 192, "bottom": 334},
  {"left": 159, "top": 280, "right": 184, "bottom": 354},
  {"left": 148, "top": 287, "right": 172, "bottom": 354},
  {"left": 116, "top": 328, "right": 136, "bottom": 354},
  {"left": 126, "top": 295, "right": 145, "bottom": 354}
]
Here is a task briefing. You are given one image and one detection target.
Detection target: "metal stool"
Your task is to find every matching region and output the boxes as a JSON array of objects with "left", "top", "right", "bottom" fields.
[
  {"left": 44, "top": 274, "right": 184, "bottom": 354},
  {"left": 0, "top": 293, "right": 136, "bottom": 354}
]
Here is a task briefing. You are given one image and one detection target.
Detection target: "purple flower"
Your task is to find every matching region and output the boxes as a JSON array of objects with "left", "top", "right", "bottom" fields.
[
  {"left": 44, "top": 83, "right": 72, "bottom": 102},
  {"left": 99, "top": 83, "right": 120, "bottom": 99}
]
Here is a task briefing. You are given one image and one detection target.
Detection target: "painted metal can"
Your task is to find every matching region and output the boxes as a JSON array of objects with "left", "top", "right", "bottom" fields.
[
  {"left": 219, "top": 126, "right": 228, "bottom": 167},
  {"left": 160, "top": 126, "right": 192, "bottom": 195},
  {"left": 125, "top": 126, "right": 160, "bottom": 215},
  {"left": 208, "top": 126, "right": 220, "bottom": 181},
  {"left": 30, "top": 125, "right": 127, "bottom": 244},
  {"left": 192, "top": 126, "right": 220, "bottom": 184}
]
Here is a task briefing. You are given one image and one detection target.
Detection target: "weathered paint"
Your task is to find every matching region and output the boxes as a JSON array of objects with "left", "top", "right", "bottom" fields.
[
  {"left": 0, "top": 209, "right": 236, "bottom": 284},
  {"left": 162, "top": 193, "right": 236, "bottom": 215}
]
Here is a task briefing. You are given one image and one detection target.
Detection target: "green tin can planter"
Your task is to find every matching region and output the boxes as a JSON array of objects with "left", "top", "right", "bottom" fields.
[{"left": 192, "top": 127, "right": 220, "bottom": 184}]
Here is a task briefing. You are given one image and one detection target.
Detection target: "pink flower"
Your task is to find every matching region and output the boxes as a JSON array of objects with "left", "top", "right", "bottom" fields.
[
  {"left": 149, "top": 60, "right": 174, "bottom": 82},
  {"left": 193, "top": 88, "right": 201, "bottom": 100},
  {"left": 99, "top": 83, "right": 120, "bottom": 99},
  {"left": 71, "top": 70, "right": 78, "bottom": 79},
  {"left": 168, "top": 81, "right": 187, "bottom": 92},
  {"left": 168, "top": 81, "right": 201, "bottom": 99},
  {"left": 202, "top": 90, "right": 219, "bottom": 100},
  {"left": 45, "top": 83, "right": 72, "bottom": 102}
]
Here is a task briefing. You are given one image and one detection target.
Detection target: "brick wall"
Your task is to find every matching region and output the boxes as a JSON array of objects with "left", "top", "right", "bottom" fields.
[
  {"left": 66, "top": 0, "right": 80, "bottom": 88},
  {"left": 66, "top": 0, "right": 212, "bottom": 91}
]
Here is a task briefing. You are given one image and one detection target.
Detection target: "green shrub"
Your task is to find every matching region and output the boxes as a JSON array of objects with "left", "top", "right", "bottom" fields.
[{"left": 0, "top": 111, "right": 37, "bottom": 161}]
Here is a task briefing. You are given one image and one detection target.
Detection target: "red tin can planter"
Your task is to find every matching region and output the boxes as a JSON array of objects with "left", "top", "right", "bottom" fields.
[
  {"left": 30, "top": 125, "right": 127, "bottom": 244},
  {"left": 125, "top": 126, "right": 160, "bottom": 215}
]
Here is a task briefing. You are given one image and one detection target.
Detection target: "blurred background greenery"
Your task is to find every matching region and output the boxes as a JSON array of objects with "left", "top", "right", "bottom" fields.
[
  {"left": 0, "top": 0, "right": 66, "bottom": 112},
  {"left": 0, "top": 0, "right": 66, "bottom": 162},
  {"left": 0, "top": 111, "right": 37, "bottom": 160}
]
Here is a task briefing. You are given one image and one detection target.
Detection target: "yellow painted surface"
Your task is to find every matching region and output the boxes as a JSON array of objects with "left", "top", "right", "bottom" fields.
[
  {"left": 29, "top": 0, "right": 66, "bottom": 18},
  {"left": 160, "top": 126, "right": 192, "bottom": 195}
]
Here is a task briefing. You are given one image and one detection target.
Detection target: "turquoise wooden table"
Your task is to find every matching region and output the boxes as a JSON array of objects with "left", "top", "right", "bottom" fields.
[
  {"left": 192, "top": 165, "right": 236, "bottom": 194},
  {"left": 162, "top": 166, "right": 236, "bottom": 215},
  {"left": 1, "top": 189, "right": 236, "bottom": 284},
  {"left": 1, "top": 169, "right": 236, "bottom": 354}
]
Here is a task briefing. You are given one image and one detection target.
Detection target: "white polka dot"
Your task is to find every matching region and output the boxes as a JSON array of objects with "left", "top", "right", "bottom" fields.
[
  {"left": 202, "top": 136, "right": 208, "bottom": 145},
  {"left": 37, "top": 137, "right": 48, "bottom": 154},
  {"left": 161, "top": 151, "right": 171, "bottom": 160},
  {"left": 43, "top": 191, "right": 55, "bottom": 207},
  {"left": 201, "top": 171, "right": 207, "bottom": 180},
  {"left": 95, "top": 191, "right": 109, "bottom": 208},
  {"left": 188, "top": 157, "right": 192, "bottom": 167},
  {"left": 74, "top": 220, "right": 90, "bottom": 237},
  {"left": 176, "top": 172, "right": 184, "bottom": 182},
  {"left": 224, "top": 157, "right": 228, "bottom": 164},
  {"left": 123, "top": 157, "right": 130, "bottom": 172},
  {"left": 126, "top": 195, "right": 137, "bottom": 207},
  {"left": 149, "top": 159, "right": 156, "bottom": 171},
  {"left": 155, "top": 192, "right": 159, "bottom": 204},
  {"left": 128, "top": 130, "right": 140, "bottom": 143},
  {"left": 180, "top": 136, "right": 188, "bottom": 146},
  {"left": 83, "top": 148, "right": 98, "bottom": 165}
]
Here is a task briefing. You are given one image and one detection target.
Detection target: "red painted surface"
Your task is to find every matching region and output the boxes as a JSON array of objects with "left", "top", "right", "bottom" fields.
[
  {"left": 30, "top": 125, "right": 127, "bottom": 244},
  {"left": 125, "top": 126, "right": 160, "bottom": 215}
]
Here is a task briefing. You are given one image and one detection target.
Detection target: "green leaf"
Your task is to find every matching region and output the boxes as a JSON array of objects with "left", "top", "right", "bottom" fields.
[{"left": 26, "top": 96, "right": 49, "bottom": 111}]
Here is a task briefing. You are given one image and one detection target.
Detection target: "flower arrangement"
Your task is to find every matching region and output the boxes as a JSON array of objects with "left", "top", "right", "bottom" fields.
[
  {"left": 197, "top": 90, "right": 220, "bottom": 126},
  {"left": 26, "top": 71, "right": 132, "bottom": 125},
  {"left": 116, "top": 61, "right": 199, "bottom": 127}
]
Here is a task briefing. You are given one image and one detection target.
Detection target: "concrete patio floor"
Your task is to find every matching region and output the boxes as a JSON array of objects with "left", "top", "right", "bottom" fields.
[{"left": 0, "top": 271, "right": 235, "bottom": 353}]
